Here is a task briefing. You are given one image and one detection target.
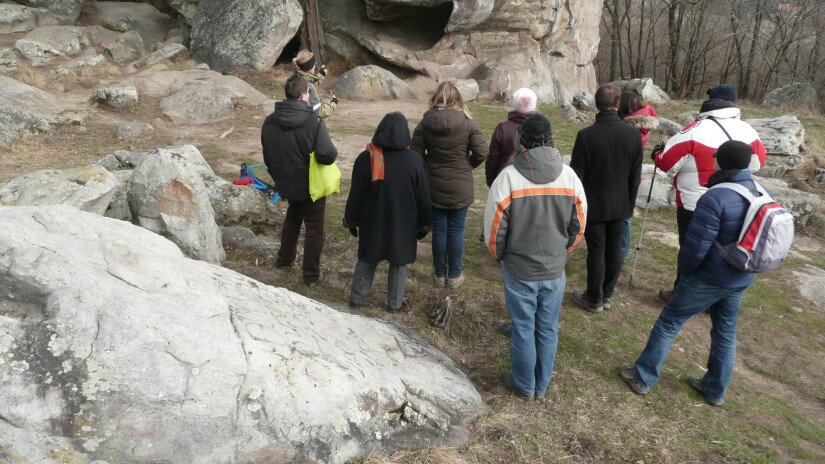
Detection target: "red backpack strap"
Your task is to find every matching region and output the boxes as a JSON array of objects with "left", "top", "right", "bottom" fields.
[{"left": 367, "top": 143, "right": 384, "bottom": 182}]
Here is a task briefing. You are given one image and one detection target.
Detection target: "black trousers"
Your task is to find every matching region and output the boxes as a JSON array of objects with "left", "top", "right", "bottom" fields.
[
  {"left": 584, "top": 219, "right": 625, "bottom": 303},
  {"left": 672, "top": 206, "right": 695, "bottom": 289},
  {"left": 276, "top": 198, "right": 326, "bottom": 281}
]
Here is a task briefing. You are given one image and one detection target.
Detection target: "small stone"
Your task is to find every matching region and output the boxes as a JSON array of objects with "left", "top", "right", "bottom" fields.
[
  {"left": 97, "top": 85, "right": 139, "bottom": 109},
  {"left": 247, "top": 403, "right": 261, "bottom": 412},
  {"left": 116, "top": 122, "right": 154, "bottom": 139}
]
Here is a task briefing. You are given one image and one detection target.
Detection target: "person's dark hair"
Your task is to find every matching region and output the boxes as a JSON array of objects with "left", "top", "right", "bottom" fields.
[
  {"left": 594, "top": 84, "right": 621, "bottom": 112},
  {"left": 284, "top": 75, "right": 309, "bottom": 100},
  {"left": 618, "top": 90, "right": 643, "bottom": 119}
]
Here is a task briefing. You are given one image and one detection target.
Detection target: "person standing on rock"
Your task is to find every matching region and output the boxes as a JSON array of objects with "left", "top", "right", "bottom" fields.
[
  {"left": 485, "top": 87, "right": 539, "bottom": 187},
  {"left": 653, "top": 84, "right": 767, "bottom": 302},
  {"left": 570, "top": 83, "right": 643, "bottom": 313},
  {"left": 411, "top": 81, "right": 487, "bottom": 289},
  {"left": 619, "top": 140, "right": 763, "bottom": 406},
  {"left": 262, "top": 74, "right": 338, "bottom": 286},
  {"left": 292, "top": 50, "right": 337, "bottom": 118},
  {"left": 618, "top": 90, "right": 659, "bottom": 262},
  {"left": 344, "top": 112, "right": 432, "bottom": 313},
  {"left": 484, "top": 113, "right": 587, "bottom": 401}
]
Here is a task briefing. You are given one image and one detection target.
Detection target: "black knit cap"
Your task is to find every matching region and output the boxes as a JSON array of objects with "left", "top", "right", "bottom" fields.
[
  {"left": 707, "top": 84, "right": 738, "bottom": 104},
  {"left": 518, "top": 113, "right": 553, "bottom": 149},
  {"left": 715, "top": 140, "right": 752, "bottom": 170}
]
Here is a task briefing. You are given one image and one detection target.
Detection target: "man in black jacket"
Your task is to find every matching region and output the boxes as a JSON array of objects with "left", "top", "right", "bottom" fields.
[
  {"left": 570, "top": 83, "right": 643, "bottom": 312},
  {"left": 262, "top": 75, "right": 338, "bottom": 285}
]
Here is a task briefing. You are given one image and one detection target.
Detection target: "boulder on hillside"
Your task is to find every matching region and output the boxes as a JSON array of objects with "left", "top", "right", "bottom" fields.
[
  {"left": 0, "top": 165, "right": 120, "bottom": 215},
  {"left": 0, "top": 205, "right": 485, "bottom": 462},
  {"left": 755, "top": 177, "right": 820, "bottom": 228},
  {"left": 190, "top": 0, "right": 303, "bottom": 72},
  {"left": 611, "top": 78, "right": 670, "bottom": 104},
  {"left": 15, "top": 25, "right": 89, "bottom": 65},
  {"left": 652, "top": 117, "right": 682, "bottom": 140},
  {"left": 762, "top": 82, "right": 818, "bottom": 108},
  {"left": 0, "top": 75, "right": 86, "bottom": 145},
  {"left": 635, "top": 164, "right": 675, "bottom": 210},
  {"left": 128, "top": 42, "right": 187, "bottom": 69},
  {"left": 55, "top": 52, "right": 106, "bottom": 75},
  {"left": 96, "top": 85, "right": 139, "bottom": 109},
  {"left": 14, "top": 0, "right": 83, "bottom": 22},
  {"left": 333, "top": 65, "right": 422, "bottom": 101},
  {"left": 93, "top": 1, "right": 175, "bottom": 51},
  {"left": 747, "top": 116, "right": 806, "bottom": 177},
  {"left": 572, "top": 91, "right": 596, "bottom": 112},
  {"left": 160, "top": 80, "right": 237, "bottom": 125},
  {"left": 452, "top": 78, "right": 479, "bottom": 101},
  {"left": 116, "top": 121, "right": 154, "bottom": 139},
  {"left": 102, "top": 30, "right": 145, "bottom": 63},
  {"left": 127, "top": 147, "right": 226, "bottom": 264},
  {"left": 0, "top": 3, "right": 65, "bottom": 34},
  {"left": 0, "top": 47, "right": 19, "bottom": 72},
  {"left": 674, "top": 111, "right": 699, "bottom": 126}
]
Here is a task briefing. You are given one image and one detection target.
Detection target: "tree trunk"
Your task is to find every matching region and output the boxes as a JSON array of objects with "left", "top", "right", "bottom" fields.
[{"left": 299, "top": 0, "right": 327, "bottom": 62}]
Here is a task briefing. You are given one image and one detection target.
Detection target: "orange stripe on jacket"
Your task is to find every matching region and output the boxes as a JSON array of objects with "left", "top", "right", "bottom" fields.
[{"left": 488, "top": 188, "right": 586, "bottom": 258}]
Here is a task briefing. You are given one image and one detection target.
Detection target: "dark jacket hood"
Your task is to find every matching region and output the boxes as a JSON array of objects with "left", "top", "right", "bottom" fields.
[
  {"left": 700, "top": 98, "right": 737, "bottom": 114},
  {"left": 372, "top": 112, "right": 411, "bottom": 150},
  {"left": 273, "top": 99, "right": 315, "bottom": 130},
  {"left": 513, "top": 146, "right": 564, "bottom": 185},
  {"left": 507, "top": 111, "right": 532, "bottom": 124},
  {"left": 421, "top": 105, "right": 464, "bottom": 136}
]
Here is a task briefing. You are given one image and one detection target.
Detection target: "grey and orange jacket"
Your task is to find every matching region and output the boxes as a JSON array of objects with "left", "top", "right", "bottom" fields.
[{"left": 483, "top": 146, "right": 587, "bottom": 281}]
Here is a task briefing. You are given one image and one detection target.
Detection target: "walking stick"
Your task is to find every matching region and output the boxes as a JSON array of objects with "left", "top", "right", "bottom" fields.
[{"left": 628, "top": 164, "right": 658, "bottom": 287}]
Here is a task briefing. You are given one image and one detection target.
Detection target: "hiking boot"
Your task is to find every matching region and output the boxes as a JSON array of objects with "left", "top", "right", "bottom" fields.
[
  {"left": 434, "top": 275, "right": 446, "bottom": 288},
  {"left": 348, "top": 301, "right": 362, "bottom": 311},
  {"left": 687, "top": 375, "right": 724, "bottom": 407},
  {"left": 571, "top": 291, "right": 603, "bottom": 313},
  {"left": 304, "top": 271, "right": 325, "bottom": 287},
  {"left": 275, "top": 257, "right": 296, "bottom": 269},
  {"left": 658, "top": 288, "right": 673, "bottom": 303},
  {"left": 498, "top": 322, "right": 512, "bottom": 338},
  {"left": 618, "top": 363, "right": 649, "bottom": 395},
  {"left": 603, "top": 296, "right": 613, "bottom": 310},
  {"left": 387, "top": 301, "right": 408, "bottom": 314},
  {"left": 501, "top": 372, "right": 533, "bottom": 401},
  {"left": 447, "top": 274, "right": 465, "bottom": 289}
]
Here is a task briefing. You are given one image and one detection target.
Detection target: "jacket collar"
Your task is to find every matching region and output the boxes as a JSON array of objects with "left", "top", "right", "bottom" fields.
[
  {"left": 700, "top": 106, "right": 741, "bottom": 120},
  {"left": 595, "top": 108, "right": 621, "bottom": 122}
]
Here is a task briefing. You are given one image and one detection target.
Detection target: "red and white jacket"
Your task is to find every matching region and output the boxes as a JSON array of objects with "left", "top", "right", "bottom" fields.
[{"left": 653, "top": 107, "right": 767, "bottom": 211}]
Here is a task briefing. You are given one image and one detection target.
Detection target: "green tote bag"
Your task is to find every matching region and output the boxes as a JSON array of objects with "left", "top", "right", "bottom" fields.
[{"left": 308, "top": 151, "right": 341, "bottom": 201}]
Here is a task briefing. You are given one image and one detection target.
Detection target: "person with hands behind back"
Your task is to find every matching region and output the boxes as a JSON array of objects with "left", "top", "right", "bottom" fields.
[
  {"left": 292, "top": 49, "right": 338, "bottom": 118},
  {"left": 344, "top": 112, "right": 432, "bottom": 313}
]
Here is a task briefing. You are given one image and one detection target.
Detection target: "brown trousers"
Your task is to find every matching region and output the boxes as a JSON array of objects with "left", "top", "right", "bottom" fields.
[{"left": 276, "top": 198, "right": 326, "bottom": 281}]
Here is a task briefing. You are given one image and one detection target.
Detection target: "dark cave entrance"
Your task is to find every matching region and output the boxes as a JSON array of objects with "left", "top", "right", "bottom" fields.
[
  {"left": 276, "top": 31, "right": 303, "bottom": 65},
  {"left": 370, "top": 1, "right": 454, "bottom": 51}
]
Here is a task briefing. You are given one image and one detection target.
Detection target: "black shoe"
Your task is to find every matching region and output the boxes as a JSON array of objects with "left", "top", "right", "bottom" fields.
[
  {"left": 349, "top": 301, "right": 362, "bottom": 310},
  {"left": 387, "top": 301, "right": 408, "bottom": 314},
  {"left": 501, "top": 372, "right": 533, "bottom": 401},
  {"left": 275, "top": 258, "right": 296, "bottom": 269},
  {"left": 571, "top": 291, "right": 603, "bottom": 313},
  {"left": 687, "top": 375, "right": 724, "bottom": 406},
  {"left": 304, "top": 271, "right": 325, "bottom": 287},
  {"left": 498, "top": 322, "right": 512, "bottom": 338},
  {"left": 658, "top": 288, "right": 673, "bottom": 303}
]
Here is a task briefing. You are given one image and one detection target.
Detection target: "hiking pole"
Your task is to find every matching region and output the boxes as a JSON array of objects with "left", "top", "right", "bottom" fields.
[{"left": 628, "top": 164, "right": 658, "bottom": 287}]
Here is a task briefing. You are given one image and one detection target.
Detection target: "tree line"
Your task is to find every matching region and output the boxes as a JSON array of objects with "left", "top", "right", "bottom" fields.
[{"left": 598, "top": 0, "right": 824, "bottom": 103}]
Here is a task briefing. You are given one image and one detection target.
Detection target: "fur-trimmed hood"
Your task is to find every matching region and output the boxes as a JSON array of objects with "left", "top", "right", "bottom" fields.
[{"left": 622, "top": 105, "right": 659, "bottom": 130}]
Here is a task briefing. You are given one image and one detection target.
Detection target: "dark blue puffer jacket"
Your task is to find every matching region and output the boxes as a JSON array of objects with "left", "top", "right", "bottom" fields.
[{"left": 678, "top": 170, "right": 758, "bottom": 288}]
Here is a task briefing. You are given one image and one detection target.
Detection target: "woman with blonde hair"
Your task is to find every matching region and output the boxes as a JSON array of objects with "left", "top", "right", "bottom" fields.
[
  {"left": 411, "top": 81, "right": 487, "bottom": 289},
  {"left": 292, "top": 49, "right": 337, "bottom": 118}
]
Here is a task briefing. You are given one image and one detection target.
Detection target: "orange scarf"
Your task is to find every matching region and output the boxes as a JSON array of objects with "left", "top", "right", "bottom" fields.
[{"left": 367, "top": 143, "right": 384, "bottom": 182}]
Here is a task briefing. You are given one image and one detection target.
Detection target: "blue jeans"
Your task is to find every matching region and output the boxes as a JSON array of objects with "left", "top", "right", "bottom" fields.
[
  {"left": 502, "top": 264, "right": 566, "bottom": 397},
  {"left": 634, "top": 273, "right": 749, "bottom": 402},
  {"left": 621, "top": 217, "right": 632, "bottom": 261},
  {"left": 431, "top": 207, "right": 468, "bottom": 278}
]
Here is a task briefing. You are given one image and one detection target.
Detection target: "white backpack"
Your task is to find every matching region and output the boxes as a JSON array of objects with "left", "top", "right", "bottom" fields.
[{"left": 709, "top": 182, "right": 794, "bottom": 273}]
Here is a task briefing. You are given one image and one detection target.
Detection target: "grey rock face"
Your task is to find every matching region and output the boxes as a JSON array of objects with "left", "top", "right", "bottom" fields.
[
  {"left": 0, "top": 47, "right": 18, "bottom": 72},
  {"left": 0, "top": 165, "right": 120, "bottom": 215},
  {"left": 0, "top": 3, "right": 40, "bottom": 34},
  {"left": 102, "top": 30, "right": 144, "bottom": 63},
  {"left": 190, "top": 0, "right": 303, "bottom": 72},
  {"left": 15, "top": 25, "right": 89, "bottom": 65},
  {"left": 792, "top": 265, "right": 825, "bottom": 308},
  {"left": 161, "top": 80, "right": 236, "bottom": 125},
  {"left": 653, "top": 117, "right": 682, "bottom": 139},
  {"left": 756, "top": 177, "right": 820, "bottom": 228},
  {"left": 572, "top": 91, "right": 596, "bottom": 112},
  {"left": 610, "top": 78, "right": 670, "bottom": 104},
  {"left": 96, "top": 85, "right": 139, "bottom": 109},
  {"left": 0, "top": 205, "right": 485, "bottom": 462},
  {"left": 129, "top": 42, "right": 187, "bottom": 69},
  {"left": 746, "top": 116, "right": 806, "bottom": 177},
  {"left": 636, "top": 164, "right": 675, "bottom": 210},
  {"left": 93, "top": 1, "right": 175, "bottom": 51},
  {"left": 561, "top": 101, "right": 589, "bottom": 123},
  {"left": 221, "top": 226, "right": 279, "bottom": 256},
  {"left": 116, "top": 122, "right": 154, "bottom": 139},
  {"left": 127, "top": 146, "right": 226, "bottom": 264},
  {"left": 762, "top": 82, "right": 818, "bottom": 108},
  {"left": 452, "top": 78, "right": 479, "bottom": 101},
  {"left": 105, "top": 169, "right": 134, "bottom": 221},
  {"left": 333, "top": 65, "right": 422, "bottom": 101},
  {"left": 674, "top": 111, "right": 699, "bottom": 126},
  {"left": 55, "top": 53, "right": 106, "bottom": 75},
  {"left": 320, "top": 0, "right": 600, "bottom": 102},
  {"left": 14, "top": 0, "right": 83, "bottom": 21},
  {"left": 0, "top": 75, "right": 86, "bottom": 145}
]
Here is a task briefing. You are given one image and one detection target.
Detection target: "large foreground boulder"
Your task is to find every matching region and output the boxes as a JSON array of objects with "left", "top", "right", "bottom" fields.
[
  {"left": 333, "top": 65, "right": 421, "bottom": 101},
  {"left": 0, "top": 165, "right": 119, "bottom": 215},
  {"left": 762, "top": 82, "right": 818, "bottom": 109},
  {"left": 0, "top": 205, "right": 485, "bottom": 463},
  {"left": 0, "top": 75, "right": 85, "bottom": 145},
  {"left": 190, "top": 0, "right": 303, "bottom": 72},
  {"left": 160, "top": 80, "right": 237, "bottom": 125}
]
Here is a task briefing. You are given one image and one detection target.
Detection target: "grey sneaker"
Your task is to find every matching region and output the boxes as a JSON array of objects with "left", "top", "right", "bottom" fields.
[
  {"left": 603, "top": 296, "right": 613, "bottom": 310},
  {"left": 434, "top": 275, "right": 446, "bottom": 288},
  {"left": 447, "top": 274, "right": 465, "bottom": 289},
  {"left": 571, "top": 291, "right": 603, "bottom": 313},
  {"left": 687, "top": 375, "right": 724, "bottom": 407},
  {"left": 618, "top": 363, "right": 649, "bottom": 395},
  {"left": 501, "top": 372, "right": 533, "bottom": 401}
]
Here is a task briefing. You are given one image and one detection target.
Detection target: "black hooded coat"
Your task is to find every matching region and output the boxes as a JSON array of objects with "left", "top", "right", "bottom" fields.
[{"left": 344, "top": 113, "right": 433, "bottom": 266}]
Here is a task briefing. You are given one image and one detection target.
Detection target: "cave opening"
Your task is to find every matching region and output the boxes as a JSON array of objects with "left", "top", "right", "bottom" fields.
[
  {"left": 276, "top": 31, "right": 303, "bottom": 65},
  {"left": 369, "top": 1, "right": 454, "bottom": 52}
]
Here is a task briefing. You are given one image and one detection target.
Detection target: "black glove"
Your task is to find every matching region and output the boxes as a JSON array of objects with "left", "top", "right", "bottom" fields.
[
  {"left": 416, "top": 227, "right": 429, "bottom": 240},
  {"left": 318, "top": 65, "right": 326, "bottom": 76},
  {"left": 331, "top": 95, "right": 339, "bottom": 105},
  {"left": 651, "top": 142, "right": 665, "bottom": 161},
  {"left": 349, "top": 227, "right": 358, "bottom": 237}
]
